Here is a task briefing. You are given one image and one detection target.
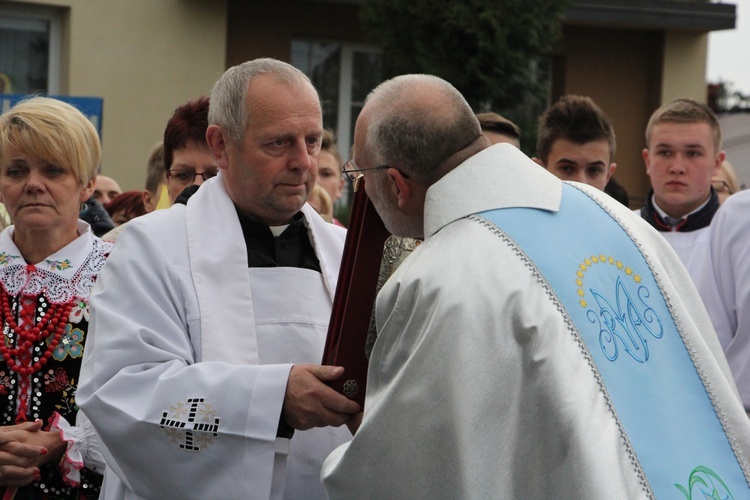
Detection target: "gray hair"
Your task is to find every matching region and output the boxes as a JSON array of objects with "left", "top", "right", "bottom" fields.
[
  {"left": 365, "top": 74, "right": 481, "bottom": 183},
  {"left": 208, "top": 58, "right": 318, "bottom": 146}
]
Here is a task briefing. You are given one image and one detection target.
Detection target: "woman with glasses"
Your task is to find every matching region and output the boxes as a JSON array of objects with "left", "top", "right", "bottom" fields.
[{"left": 164, "top": 97, "right": 219, "bottom": 204}]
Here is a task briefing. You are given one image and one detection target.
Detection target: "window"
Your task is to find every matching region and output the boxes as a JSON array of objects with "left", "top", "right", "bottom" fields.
[
  {"left": 0, "top": 4, "right": 62, "bottom": 95},
  {"left": 292, "top": 39, "right": 382, "bottom": 161}
]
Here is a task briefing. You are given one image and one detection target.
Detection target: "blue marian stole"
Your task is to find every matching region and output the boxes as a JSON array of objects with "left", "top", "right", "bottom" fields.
[{"left": 479, "top": 183, "right": 749, "bottom": 499}]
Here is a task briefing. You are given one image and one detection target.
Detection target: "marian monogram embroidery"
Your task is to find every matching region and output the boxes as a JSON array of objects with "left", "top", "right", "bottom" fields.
[
  {"left": 576, "top": 254, "right": 664, "bottom": 363},
  {"left": 161, "top": 398, "right": 220, "bottom": 452}
]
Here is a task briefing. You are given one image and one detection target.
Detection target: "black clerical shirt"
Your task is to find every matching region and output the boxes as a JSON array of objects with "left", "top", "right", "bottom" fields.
[{"left": 236, "top": 208, "right": 321, "bottom": 271}]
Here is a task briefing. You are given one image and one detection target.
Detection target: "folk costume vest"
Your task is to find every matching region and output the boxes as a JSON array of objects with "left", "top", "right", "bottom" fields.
[{"left": 0, "top": 225, "right": 110, "bottom": 499}]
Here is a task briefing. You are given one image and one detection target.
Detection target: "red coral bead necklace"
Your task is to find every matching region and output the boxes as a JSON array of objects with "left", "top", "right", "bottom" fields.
[{"left": 0, "top": 287, "right": 73, "bottom": 422}]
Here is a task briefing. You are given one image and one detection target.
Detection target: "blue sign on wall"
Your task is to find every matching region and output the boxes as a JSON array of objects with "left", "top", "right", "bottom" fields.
[{"left": 0, "top": 94, "right": 103, "bottom": 137}]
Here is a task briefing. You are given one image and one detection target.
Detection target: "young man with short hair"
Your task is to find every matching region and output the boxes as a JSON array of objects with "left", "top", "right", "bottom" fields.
[
  {"left": 534, "top": 95, "right": 617, "bottom": 192},
  {"left": 639, "top": 98, "right": 725, "bottom": 280}
]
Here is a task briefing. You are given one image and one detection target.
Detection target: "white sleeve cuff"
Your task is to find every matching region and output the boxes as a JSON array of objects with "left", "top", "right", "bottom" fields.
[{"left": 50, "top": 412, "right": 84, "bottom": 487}]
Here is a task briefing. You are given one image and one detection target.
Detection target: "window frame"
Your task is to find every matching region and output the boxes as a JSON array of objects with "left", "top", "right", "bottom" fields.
[{"left": 0, "top": 3, "right": 62, "bottom": 94}]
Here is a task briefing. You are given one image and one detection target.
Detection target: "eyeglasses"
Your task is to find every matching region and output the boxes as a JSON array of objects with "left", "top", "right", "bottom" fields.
[
  {"left": 342, "top": 160, "right": 392, "bottom": 192},
  {"left": 342, "top": 160, "right": 391, "bottom": 181},
  {"left": 712, "top": 180, "right": 734, "bottom": 195},
  {"left": 166, "top": 169, "right": 218, "bottom": 185}
]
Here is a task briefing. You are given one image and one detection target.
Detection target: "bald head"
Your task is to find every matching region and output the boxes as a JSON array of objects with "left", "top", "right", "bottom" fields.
[
  {"left": 362, "top": 74, "right": 486, "bottom": 184},
  {"left": 94, "top": 175, "right": 122, "bottom": 205}
]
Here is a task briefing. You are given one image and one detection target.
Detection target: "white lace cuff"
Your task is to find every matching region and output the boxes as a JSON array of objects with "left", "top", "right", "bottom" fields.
[{"left": 50, "top": 412, "right": 84, "bottom": 487}]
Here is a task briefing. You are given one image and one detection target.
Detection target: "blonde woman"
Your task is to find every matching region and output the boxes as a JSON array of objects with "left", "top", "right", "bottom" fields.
[{"left": 0, "top": 97, "right": 111, "bottom": 498}]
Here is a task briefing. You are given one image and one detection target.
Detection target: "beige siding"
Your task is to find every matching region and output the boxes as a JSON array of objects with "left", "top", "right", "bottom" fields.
[
  {"left": 661, "top": 31, "right": 710, "bottom": 104},
  {"left": 558, "top": 26, "right": 664, "bottom": 205},
  {"left": 8, "top": 0, "right": 228, "bottom": 191}
]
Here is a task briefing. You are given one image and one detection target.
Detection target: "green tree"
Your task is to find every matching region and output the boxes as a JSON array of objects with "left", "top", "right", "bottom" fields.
[{"left": 360, "top": 0, "right": 570, "bottom": 153}]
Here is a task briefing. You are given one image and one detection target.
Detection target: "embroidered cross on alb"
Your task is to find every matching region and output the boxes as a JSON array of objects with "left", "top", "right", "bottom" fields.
[{"left": 160, "top": 397, "right": 220, "bottom": 452}]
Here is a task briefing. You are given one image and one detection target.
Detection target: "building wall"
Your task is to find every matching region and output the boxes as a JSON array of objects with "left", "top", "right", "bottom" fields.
[
  {"left": 661, "top": 31, "right": 709, "bottom": 104},
  {"left": 3, "top": 0, "right": 717, "bottom": 201},
  {"left": 226, "top": 0, "right": 365, "bottom": 65},
  {"left": 558, "top": 25, "right": 711, "bottom": 207},
  {"left": 558, "top": 26, "right": 662, "bottom": 206},
  {"left": 5, "top": 0, "right": 228, "bottom": 191}
]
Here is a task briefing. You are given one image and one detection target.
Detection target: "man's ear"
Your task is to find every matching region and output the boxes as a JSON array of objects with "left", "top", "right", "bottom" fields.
[
  {"left": 642, "top": 148, "right": 651, "bottom": 176},
  {"left": 532, "top": 157, "right": 546, "bottom": 168},
  {"left": 142, "top": 190, "right": 155, "bottom": 213},
  {"left": 713, "top": 151, "right": 727, "bottom": 175},
  {"left": 607, "top": 162, "right": 617, "bottom": 183},
  {"left": 206, "top": 125, "right": 230, "bottom": 170},
  {"left": 389, "top": 168, "right": 412, "bottom": 209}
]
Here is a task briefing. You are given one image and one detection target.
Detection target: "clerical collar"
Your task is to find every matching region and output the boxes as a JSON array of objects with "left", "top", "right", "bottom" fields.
[
  {"left": 639, "top": 189, "right": 719, "bottom": 233},
  {"left": 235, "top": 208, "right": 321, "bottom": 271},
  {"left": 269, "top": 224, "right": 290, "bottom": 237}
]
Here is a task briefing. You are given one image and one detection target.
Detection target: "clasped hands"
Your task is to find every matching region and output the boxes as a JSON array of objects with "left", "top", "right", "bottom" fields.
[
  {"left": 0, "top": 420, "right": 65, "bottom": 487},
  {"left": 283, "top": 364, "right": 362, "bottom": 434}
]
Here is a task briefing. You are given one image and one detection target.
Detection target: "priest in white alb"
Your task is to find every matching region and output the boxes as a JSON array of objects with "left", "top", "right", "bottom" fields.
[
  {"left": 322, "top": 75, "right": 750, "bottom": 499},
  {"left": 77, "top": 59, "right": 359, "bottom": 499}
]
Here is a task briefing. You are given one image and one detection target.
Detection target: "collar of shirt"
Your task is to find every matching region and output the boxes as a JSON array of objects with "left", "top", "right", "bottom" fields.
[
  {"left": 640, "top": 188, "right": 719, "bottom": 233},
  {"left": 652, "top": 194, "right": 709, "bottom": 228},
  {"left": 234, "top": 208, "right": 320, "bottom": 271}
]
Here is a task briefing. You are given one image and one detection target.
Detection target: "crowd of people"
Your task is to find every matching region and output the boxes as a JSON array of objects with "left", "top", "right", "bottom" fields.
[{"left": 0, "top": 57, "right": 748, "bottom": 499}]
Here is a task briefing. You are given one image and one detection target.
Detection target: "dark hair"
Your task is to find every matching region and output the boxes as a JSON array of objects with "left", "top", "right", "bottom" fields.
[
  {"left": 604, "top": 177, "right": 629, "bottom": 207},
  {"left": 105, "top": 191, "right": 146, "bottom": 220},
  {"left": 475, "top": 112, "right": 521, "bottom": 141},
  {"left": 163, "top": 96, "right": 210, "bottom": 171},
  {"left": 536, "top": 95, "right": 616, "bottom": 165}
]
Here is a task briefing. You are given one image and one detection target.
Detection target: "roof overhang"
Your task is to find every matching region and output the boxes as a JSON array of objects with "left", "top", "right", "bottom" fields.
[{"left": 566, "top": 0, "right": 736, "bottom": 32}]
